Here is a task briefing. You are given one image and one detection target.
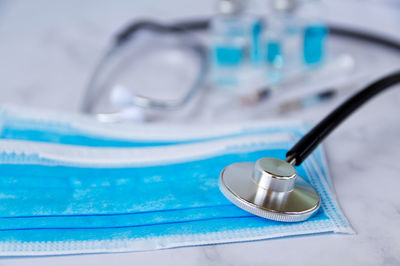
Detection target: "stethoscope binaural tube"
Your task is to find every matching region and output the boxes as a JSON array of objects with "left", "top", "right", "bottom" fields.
[
  {"left": 220, "top": 70, "right": 400, "bottom": 222},
  {"left": 81, "top": 20, "right": 209, "bottom": 115}
]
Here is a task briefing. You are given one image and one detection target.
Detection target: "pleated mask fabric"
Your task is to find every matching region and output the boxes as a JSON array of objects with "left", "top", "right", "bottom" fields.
[{"left": 0, "top": 106, "right": 352, "bottom": 255}]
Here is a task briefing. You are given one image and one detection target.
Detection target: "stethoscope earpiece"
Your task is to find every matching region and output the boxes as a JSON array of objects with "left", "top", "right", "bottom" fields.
[{"left": 219, "top": 157, "right": 321, "bottom": 222}]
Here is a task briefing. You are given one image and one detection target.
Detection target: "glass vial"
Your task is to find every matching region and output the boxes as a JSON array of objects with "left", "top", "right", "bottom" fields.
[
  {"left": 300, "top": 0, "right": 328, "bottom": 65},
  {"left": 210, "top": 0, "right": 251, "bottom": 88},
  {"left": 264, "top": 0, "right": 302, "bottom": 83}
]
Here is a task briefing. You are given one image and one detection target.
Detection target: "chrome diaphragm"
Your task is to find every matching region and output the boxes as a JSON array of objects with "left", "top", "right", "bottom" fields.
[{"left": 219, "top": 157, "right": 320, "bottom": 222}]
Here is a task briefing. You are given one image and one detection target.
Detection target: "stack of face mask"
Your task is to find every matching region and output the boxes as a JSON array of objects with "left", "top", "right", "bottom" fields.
[{"left": 0, "top": 105, "right": 352, "bottom": 256}]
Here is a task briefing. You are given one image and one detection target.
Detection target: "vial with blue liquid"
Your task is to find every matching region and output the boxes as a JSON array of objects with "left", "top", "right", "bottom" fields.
[
  {"left": 210, "top": 0, "right": 264, "bottom": 92},
  {"left": 300, "top": 0, "right": 328, "bottom": 65},
  {"left": 263, "top": 0, "right": 303, "bottom": 83},
  {"left": 250, "top": 18, "right": 265, "bottom": 65}
]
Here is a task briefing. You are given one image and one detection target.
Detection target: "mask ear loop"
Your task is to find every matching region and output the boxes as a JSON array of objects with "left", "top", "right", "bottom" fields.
[{"left": 80, "top": 20, "right": 210, "bottom": 115}]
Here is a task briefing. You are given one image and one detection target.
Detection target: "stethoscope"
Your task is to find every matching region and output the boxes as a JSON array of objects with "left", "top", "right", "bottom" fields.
[
  {"left": 81, "top": 18, "right": 400, "bottom": 222},
  {"left": 220, "top": 70, "right": 400, "bottom": 222}
]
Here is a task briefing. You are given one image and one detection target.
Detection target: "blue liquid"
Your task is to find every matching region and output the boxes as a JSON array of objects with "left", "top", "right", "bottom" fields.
[
  {"left": 303, "top": 24, "right": 328, "bottom": 64},
  {"left": 266, "top": 40, "right": 282, "bottom": 67},
  {"left": 212, "top": 45, "right": 244, "bottom": 66},
  {"left": 250, "top": 20, "right": 263, "bottom": 64}
]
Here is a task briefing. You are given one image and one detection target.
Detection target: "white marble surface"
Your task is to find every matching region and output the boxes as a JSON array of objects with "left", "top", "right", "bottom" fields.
[{"left": 0, "top": 0, "right": 400, "bottom": 265}]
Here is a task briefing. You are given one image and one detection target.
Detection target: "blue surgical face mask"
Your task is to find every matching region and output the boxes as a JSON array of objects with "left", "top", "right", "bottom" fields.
[{"left": 0, "top": 106, "right": 352, "bottom": 256}]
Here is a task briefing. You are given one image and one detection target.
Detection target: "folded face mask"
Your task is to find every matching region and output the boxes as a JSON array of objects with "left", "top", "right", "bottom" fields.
[{"left": 0, "top": 106, "right": 352, "bottom": 256}]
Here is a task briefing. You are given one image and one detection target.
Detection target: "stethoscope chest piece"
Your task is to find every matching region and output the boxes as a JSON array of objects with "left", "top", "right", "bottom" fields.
[{"left": 219, "top": 157, "right": 321, "bottom": 222}]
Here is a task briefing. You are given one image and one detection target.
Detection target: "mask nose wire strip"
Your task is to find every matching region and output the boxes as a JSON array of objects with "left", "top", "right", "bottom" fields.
[{"left": 286, "top": 70, "right": 400, "bottom": 166}]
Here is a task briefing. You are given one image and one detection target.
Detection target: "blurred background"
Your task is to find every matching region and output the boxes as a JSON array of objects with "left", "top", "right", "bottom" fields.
[
  {"left": 0, "top": 1, "right": 400, "bottom": 265},
  {"left": 0, "top": 0, "right": 399, "bottom": 123}
]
